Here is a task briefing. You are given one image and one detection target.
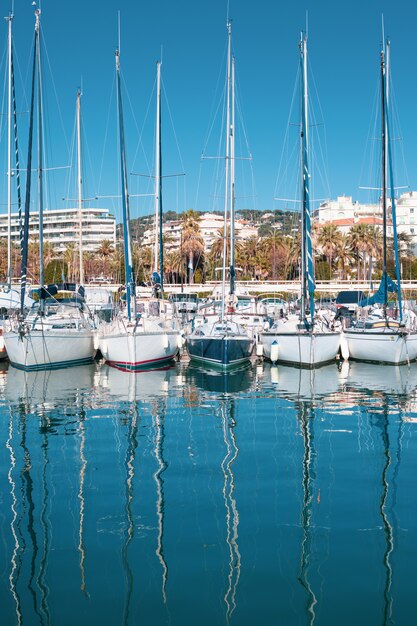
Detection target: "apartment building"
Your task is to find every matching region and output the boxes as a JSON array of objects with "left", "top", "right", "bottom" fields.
[
  {"left": 314, "top": 192, "right": 417, "bottom": 246},
  {"left": 142, "top": 212, "right": 258, "bottom": 253},
  {"left": 0, "top": 207, "right": 116, "bottom": 252}
]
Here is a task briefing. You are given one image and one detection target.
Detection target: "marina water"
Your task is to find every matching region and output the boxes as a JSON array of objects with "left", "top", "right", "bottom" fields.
[{"left": 1, "top": 358, "right": 416, "bottom": 625}]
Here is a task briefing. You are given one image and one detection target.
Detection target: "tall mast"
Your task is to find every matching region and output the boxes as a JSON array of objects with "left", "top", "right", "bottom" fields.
[
  {"left": 153, "top": 61, "right": 161, "bottom": 276},
  {"left": 6, "top": 12, "right": 13, "bottom": 287},
  {"left": 221, "top": 20, "right": 232, "bottom": 322},
  {"left": 35, "top": 7, "right": 45, "bottom": 299},
  {"left": 299, "top": 33, "right": 315, "bottom": 324},
  {"left": 153, "top": 60, "right": 164, "bottom": 297},
  {"left": 384, "top": 40, "right": 402, "bottom": 319},
  {"left": 20, "top": 7, "right": 38, "bottom": 314},
  {"left": 229, "top": 54, "right": 236, "bottom": 296},
  {"left": 76, "top": 89, "right": 84, "bottom": 285},
  {"left": 381, "top": 47, "right": 388, "bottom": 314},
  {"left": 116, "top": 47, "right": 135, "bottom": 321}
]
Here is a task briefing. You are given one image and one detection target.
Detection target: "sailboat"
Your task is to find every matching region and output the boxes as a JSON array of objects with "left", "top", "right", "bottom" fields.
[
  {"left": 0, "top": 11, "right": 34, "bottom": 361},
  {"left": 186, "top": 21, "right": 254, "bottom": 369},
  {"left": 98, "top": 50, "right": 180, "bottom": 370},
  {"left": 259, "top": 32, "right": 340, "bottom": 368},
  {"left": 342, "top": 39, "right": 417, "bottom": 365},
  {"left": 3, "top": 6, "right": 96, "bottom": 370}
]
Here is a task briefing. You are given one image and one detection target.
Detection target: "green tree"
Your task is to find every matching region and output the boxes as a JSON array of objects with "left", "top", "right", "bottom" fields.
[{"left": 181, "top": 210, "right": 204, "bottom": 284}]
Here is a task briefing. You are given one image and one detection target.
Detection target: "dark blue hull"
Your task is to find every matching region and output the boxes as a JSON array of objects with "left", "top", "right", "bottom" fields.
[{"left": 186, "top": 335, "right": 253, "bottom": 369}]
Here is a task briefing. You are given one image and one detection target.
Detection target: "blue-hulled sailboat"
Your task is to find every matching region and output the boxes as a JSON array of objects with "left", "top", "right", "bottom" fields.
[{"left": 186, "top": 21, "right": 254, "bottom": 369}]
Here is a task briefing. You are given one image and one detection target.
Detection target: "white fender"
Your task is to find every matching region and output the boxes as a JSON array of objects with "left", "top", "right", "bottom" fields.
[
  {"left": 340, "top": 333, "right": 349, "bottom": 360},
  {"left": 270, "top": 340, "right": 279, "bottom": 363}
]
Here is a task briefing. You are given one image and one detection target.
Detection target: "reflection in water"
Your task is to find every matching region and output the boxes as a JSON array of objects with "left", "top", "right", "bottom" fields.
[
  {"left": 377, "top": 407, "right": 394, "bottom": 626},
  {"left": 185, "top": 361, "right": 253, "bottom": 395},
  {"left": 1, "top": 359, "right": 417, "bottom": 625},
  {"left": 122, "top": 401, "right": 138, "bottom": 625},
  {"left": 153, "top": 400, "right": 169, "bottom": 604},
  {"left": 220, "top": 398, "right": 241, "bottom": 622},
  {"left": 186, "top": 363, "right": 244, "bottom": 622},
  {"left": 38, "top": 412, "right": 51, "bottom": 626},
  {"left": 78, "top": 416, "right": 88, "bottom": 596},
  {"left": 6, "top": 404, "right": 22, "bottom": 625},
  {"left": 19, "top": 402, "right": 43, "bottom": 624},
  {"left": 297, "top": 401, "right": 318, "bottom": 625}
]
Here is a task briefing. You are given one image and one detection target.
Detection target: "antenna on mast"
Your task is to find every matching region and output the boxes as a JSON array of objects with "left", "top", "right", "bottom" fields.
[
  {"left": 117, "top": 10, "right": 121, "bottom": 55},
  {"left": 381, "top": 13, "right": 385, "bottom": 49}
]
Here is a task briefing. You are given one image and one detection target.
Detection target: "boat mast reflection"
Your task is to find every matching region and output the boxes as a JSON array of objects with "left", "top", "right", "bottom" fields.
[
  {"left": 38, "top": 408, "right": 51, "bottom": 625},
  {"left": 220, "top": 397, "right": 241, "bottom": 622},
  {"left": 153, "top": 398, "right": 169, "bottom": 604},
  {"left": 378, "top": 406, "right": 394, "bottom": 625},
  {"left": 184, "top": 362, "right": 245, "bottom": 621},
  {"left": 121, "top": 400, "right": 138, "bottom": 625},
  {"left": 77, "top": 408, "right": 88, "bottom": 597},
  {"left": 296, "top": 399, "right": 318, "bottom": 625},
  {"left": 6, "top": 403, "right": 22, "bottom": 625}
]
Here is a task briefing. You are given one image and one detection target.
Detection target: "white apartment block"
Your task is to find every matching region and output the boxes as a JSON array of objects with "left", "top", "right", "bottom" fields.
[
  {"left": 0, "top": 207, "right": 116, "bottom": 252},
  {"left": 142, "top": 212, "right": 258, "bottom": 253},
  {"left": 313, "top": 193, "right": 417, "bottom": 243}
]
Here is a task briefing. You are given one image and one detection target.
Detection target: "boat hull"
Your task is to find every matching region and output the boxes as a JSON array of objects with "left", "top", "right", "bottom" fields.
[
  {"left": 260, "top": 331, "right": 341, "bottom": 368},
  {"left": 3, "top": 329, "right": 96, "bottom": 371},
  {"left": 186, "top": 335, "right": 254, "bottom": 369},
  {"left": 343, "top": 329, "right": 417, "bottom": 365},
  {"left": 99, "top": 329, "right": 180, "bottom": 371}
]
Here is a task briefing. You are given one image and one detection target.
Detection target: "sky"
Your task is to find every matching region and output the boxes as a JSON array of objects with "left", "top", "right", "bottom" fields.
[{"left": 1, "top": 0, "right": 417, "bottom": 226}]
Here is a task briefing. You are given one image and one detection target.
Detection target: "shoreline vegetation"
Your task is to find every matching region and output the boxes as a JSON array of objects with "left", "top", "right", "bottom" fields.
[{"left": 2, "top": 208, "right": 417, "bottom": 289}]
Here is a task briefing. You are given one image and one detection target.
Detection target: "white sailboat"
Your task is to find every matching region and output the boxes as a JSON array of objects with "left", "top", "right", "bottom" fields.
[
  {"left": 98, "top": 49, "right": 180, "bottom": 370},
  {"left": 260, "top": 32, "right": 340, "bottom": 367},
  {"left": 186, "top": 21, "right": 254, "bottom": 369},
  {"left": 342, "top": 39, "right": 417, "bottom": 365},
  {"left": 3, "top": 6, "right": 95, "bottom": 370}
]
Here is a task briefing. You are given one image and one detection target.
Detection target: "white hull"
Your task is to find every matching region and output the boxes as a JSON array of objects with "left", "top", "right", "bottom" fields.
[
  {"left": 5, "top": 364, "right": 95, "bottom": 404},
  {"left": 343, "top": 328, "right": 417, "bottom": 365},
  {"left": 99, "top": 318, "right": 180, "bottom": 370},
  {"left": 261, "top": 330, "right": 340, "bottom": 367},
  {"left": 259, "top": 362, "right": 341, "bottom": 398},
  {"left": 3, "top": 328, "right": 96, "bottom": 370}
]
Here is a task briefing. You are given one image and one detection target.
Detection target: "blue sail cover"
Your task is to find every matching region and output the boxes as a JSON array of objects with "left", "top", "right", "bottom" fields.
[
  {"left": 359, "top": 272, "right": 399, "bottom": 307},
  {"left": 300, "top": 35, "right": 315, "bottom": 322}
]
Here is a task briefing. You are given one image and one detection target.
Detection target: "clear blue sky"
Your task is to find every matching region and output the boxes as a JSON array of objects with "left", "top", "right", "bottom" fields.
[{"left": 1, "top": 0, "right": 417, "bottom": 225}]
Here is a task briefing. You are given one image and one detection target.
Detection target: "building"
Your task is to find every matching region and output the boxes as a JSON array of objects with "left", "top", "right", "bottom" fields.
[
  {"left": 313, "top": 192, "right": 417, "bottom": 243},
  {"left": 142, "top": 212, "right": 258, "bottom": 253},
  {"left": 0, "top": 207, "right": 116, "bottom": 252}
]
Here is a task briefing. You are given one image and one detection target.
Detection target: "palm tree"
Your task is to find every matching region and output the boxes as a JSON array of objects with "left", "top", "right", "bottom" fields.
[
  {"left": 28, "top": 239, "right": 40, "bottom": 282},
  {"left": 347, "top": 223, "right": 366, "bottom": 280},
  {"left": 238, "top": 235, "right": 259, "bottom": 279},
  {"left": 316, "top": 223, "right": 343, "bottom": 278},
  {"left": 347, "top": 223, "right": 380, "bottom": 281},
  {"left": 63, "top": 242, "right": 77, "bottom": 281},
  {"left": 334, "top": 234, "right": 355, "bottom": 280},
  {"left": 259, "top": 230, "right": 291, "bottom": 280},
  {"left": 132, "top": 243, "right": 152, "bottom": 284},
  {"left": 181, "top": 210, "right": 204, "bottom": 284}
]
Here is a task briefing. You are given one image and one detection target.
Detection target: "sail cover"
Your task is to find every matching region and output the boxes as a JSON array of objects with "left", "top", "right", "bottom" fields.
[{"left": 359, "top": 272, "right": 399, "bottom": 307}]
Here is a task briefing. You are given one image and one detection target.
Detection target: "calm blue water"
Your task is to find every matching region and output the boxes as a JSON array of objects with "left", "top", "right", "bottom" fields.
[{"left": 1, "top": 358, "right": 417, "bottom": 626}]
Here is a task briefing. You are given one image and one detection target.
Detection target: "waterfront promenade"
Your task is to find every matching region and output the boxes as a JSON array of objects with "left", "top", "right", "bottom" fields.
[
  {"left": 11, "top": 279, "right": 417, "bottom": 296},
  {"left": 135, "top": 279, "right": 417, "bottom": 296}
]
